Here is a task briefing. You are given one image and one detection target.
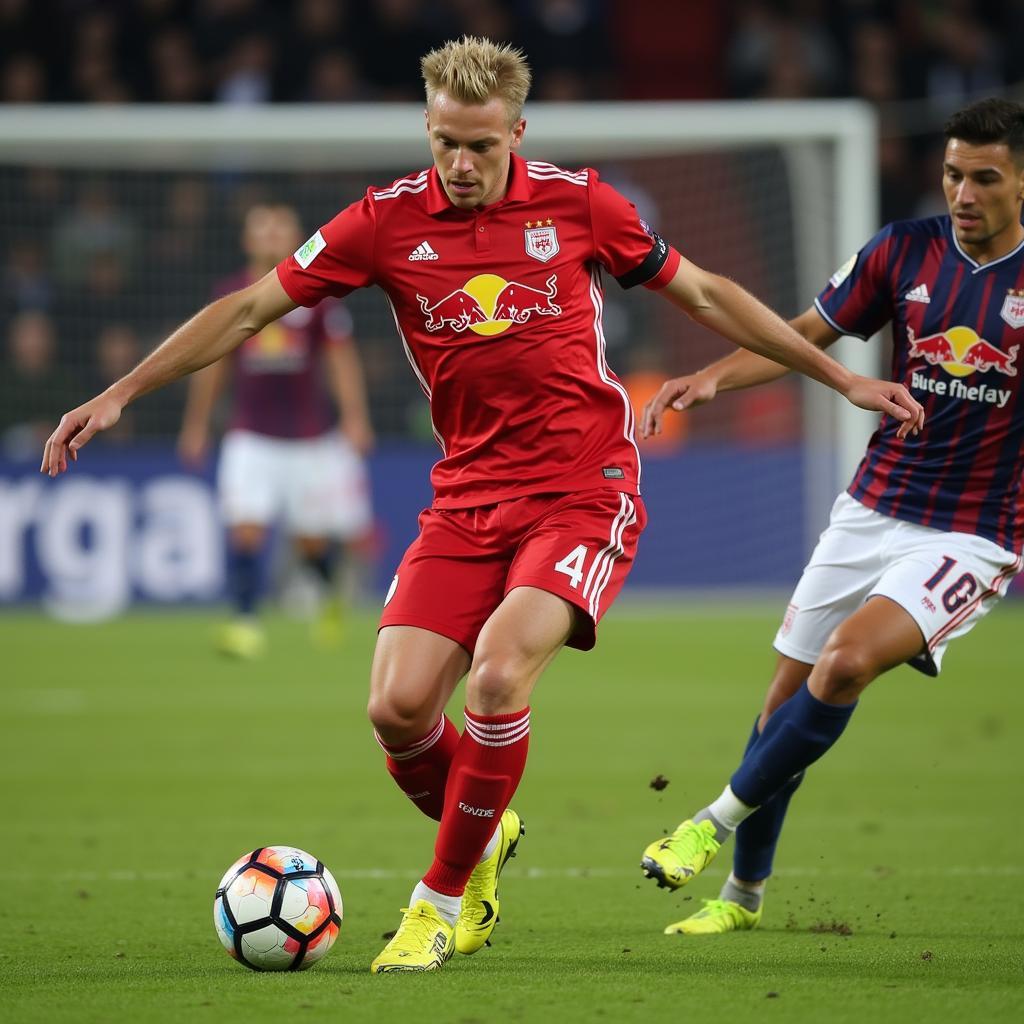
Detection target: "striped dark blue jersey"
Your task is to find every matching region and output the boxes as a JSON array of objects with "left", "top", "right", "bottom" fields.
[{"left": 816, "top": 215, "right": 1024, "bottom": 554}]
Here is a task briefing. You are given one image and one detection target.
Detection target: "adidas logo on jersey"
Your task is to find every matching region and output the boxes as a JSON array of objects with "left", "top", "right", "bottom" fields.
[
  {"left": 408, "top": 241, "right": 439, "bottom": 261},
  {"left": 904, "top": 283, "right": 931, "bottom": 304}
]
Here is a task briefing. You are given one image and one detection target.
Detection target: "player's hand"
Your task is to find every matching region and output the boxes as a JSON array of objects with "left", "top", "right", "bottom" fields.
[
  {"left": 640, "top": 371, "right": 718, "bottom": 438},
  {"left": 40, "top": 392, "right": 123, "bottom": 477},
  {"left": 341, "top": 418, "right": 375, "bottom": 456},
  {"left": 842, "top": 375, "right": 925, "bottom": 439},
  {"left": 177, "top": 424, "right": 210, "bottom": 469}
]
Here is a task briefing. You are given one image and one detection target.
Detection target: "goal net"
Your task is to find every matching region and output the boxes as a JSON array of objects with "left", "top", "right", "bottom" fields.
[{"left": 0, "top": 101, "right": 878, "bottom": 604}]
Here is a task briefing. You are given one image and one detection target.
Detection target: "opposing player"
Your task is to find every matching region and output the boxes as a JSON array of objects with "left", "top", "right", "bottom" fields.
[
  {"left": 41, "top": 37, "right": 922, "bottom": 973},
  {"left": 639, "top": 97, "right": 1024, "bottom": 936},
  {"left": 178, "top": 203, "right": 374, "bottom": 657}
]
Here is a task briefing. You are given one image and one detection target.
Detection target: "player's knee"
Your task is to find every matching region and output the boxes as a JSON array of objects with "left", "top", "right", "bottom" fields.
[
  {"left": 366, "top": 690, "right": 434, "bottom": 742},
  {"left": 814, "top": 637, "right": 878, "bottom": 698},
  {"left": 465, "top": 656, "right": 527, "bottom": 714}
]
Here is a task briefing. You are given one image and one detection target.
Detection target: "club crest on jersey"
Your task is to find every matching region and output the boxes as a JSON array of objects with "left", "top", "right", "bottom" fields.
[
  {"left": 1000, "top": 288, "right": 1024, "bottom": 329},
  {"left": 524, "top": 220, "right": 559, "bottom": 263}
]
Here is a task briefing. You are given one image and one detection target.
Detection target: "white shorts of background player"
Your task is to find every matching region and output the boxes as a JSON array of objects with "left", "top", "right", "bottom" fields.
[{"left": 217, "top": 428, "right": 372, "bottom": 540}]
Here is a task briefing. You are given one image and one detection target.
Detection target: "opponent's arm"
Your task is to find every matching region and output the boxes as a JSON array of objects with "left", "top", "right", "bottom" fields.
[
  {"left": 323, "top": 339, "right": 375, "bottom": 456},
  {"left": 648, "top": 259, "right": 922, "bottom": 437},
  {"left": 42, "top": 271, "right": 296, "bottom": 476},
  {"left": 689, "top": 307, "right": 840, "bottom": 394},
  {"left": 643, "top": 307, "right": 838, "bottom": 431}
]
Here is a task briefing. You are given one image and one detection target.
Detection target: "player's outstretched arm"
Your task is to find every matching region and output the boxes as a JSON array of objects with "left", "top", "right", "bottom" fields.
[
  {"left": 41, "top": 271, "right": 296, "bottom": 477},
  {"left": 653, "top": 259, "right": 924, "bottom": 439},
  {"left": 641, "top": 306, "right": 837, "bottom": 437}
]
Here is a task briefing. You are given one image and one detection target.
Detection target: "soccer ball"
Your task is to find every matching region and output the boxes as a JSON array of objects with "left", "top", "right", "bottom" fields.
[{"left": 214, "top": 846, "right": 343, "bottom": 971}]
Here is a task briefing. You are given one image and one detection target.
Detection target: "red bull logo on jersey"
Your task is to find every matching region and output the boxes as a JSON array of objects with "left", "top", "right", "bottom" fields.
[
  {"left": 908, "top": 326, "right": 1017, "bottom": 408},
  {"left": 416, "top": 273, "right": 562, "bottom": 337},
  {"left": 241, "top": 321, "right": 307, "bottom": 373}
]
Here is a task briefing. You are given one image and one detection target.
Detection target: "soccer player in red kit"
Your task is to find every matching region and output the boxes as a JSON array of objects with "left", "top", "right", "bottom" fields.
[{"left": 41, "top": 36, "right": 923, "bottom": 973}]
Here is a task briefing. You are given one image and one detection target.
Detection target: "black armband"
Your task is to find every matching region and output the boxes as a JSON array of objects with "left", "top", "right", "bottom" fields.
[{"left": 615, "top": 233, "right": 669, "bottom": 289}]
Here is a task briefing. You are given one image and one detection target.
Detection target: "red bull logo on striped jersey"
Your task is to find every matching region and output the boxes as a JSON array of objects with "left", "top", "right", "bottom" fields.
[{"left": 908, "top": 326, "right": 1017, "bottom": 408}]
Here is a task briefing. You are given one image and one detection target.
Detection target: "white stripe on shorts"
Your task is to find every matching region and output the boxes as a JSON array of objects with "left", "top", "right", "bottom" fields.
[{"left": 582, "top": 493, "right": 637, "bottom": 619}]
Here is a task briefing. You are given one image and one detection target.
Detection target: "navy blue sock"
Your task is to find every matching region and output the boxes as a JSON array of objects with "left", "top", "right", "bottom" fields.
[
  {"left": 728, "top": 715, "right": 805, "bottom": 881},
  {"left": 227, "top": 547, "right": 262, "bottom": 617},
  {"left": 303, "top": 547, "right": 336, "bottom": 586},
  {"left": 733, "top": 770, "right": 804, "bottom": 882},
  {"left": 741, "top": 717, "right": 760, "bottom": 758},
  {"left": 730, "top": 683, "right": 855, "bottom": 807}
]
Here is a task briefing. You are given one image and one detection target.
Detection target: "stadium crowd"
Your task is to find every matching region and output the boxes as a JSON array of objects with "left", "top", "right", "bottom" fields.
[
  {"left": 4, "top": 1, "right": 1023, "bottom": 108},
  {"left": 2, "top": 0, "right": 1023, "bottom": 454}
]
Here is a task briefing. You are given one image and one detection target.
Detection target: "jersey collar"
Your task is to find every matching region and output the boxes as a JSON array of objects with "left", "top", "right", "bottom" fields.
[
  {"left": 948, "top": 217, "right": 1024, "bottom": 273},
  {"left": 425, "top": 153, "right": 533, "bottom": 215}
]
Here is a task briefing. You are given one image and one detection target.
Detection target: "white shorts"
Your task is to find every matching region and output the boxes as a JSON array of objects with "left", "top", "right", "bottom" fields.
[
  {"left": 217, "top": 429, "right": 373, "bottom": 540},
  {"left": 774, "top": 492, "right": 1021, "bottom": 676}
]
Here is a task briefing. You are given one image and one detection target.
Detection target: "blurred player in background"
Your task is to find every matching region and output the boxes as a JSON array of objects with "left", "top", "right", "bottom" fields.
[
  {"left": 42, "top": 36, "right": 922, "bottom": 973},
  {"left": 639, "top": 97, "right": 1024, "bottom": 936},
  {"left": 178, "top": 203, "right": 374, "bottom": 657}
]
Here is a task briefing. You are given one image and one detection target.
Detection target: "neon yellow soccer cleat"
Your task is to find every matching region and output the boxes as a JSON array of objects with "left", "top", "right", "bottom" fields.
[
  {"left": 311, "top": 596, "right": 344, "bottom": 649},
  {"left": 370, "top": 900, "right": 455, "bottom": 973},
  {"left": 641, "top": 819, "right": 721, "bottom": 890},
  {"left": 455, "top": 808, "right": 525, "bottom": 955},
  {"left": 663, "top": 898, "right": 762, "bottom": 935},
  {"left": 215, "top": 620, "right": 266, "bottom": 660}
]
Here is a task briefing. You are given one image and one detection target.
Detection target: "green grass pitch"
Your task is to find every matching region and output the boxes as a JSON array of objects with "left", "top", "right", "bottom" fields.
[{"left": 2, "top": 602, "right": 1022, "bottom": 1023}]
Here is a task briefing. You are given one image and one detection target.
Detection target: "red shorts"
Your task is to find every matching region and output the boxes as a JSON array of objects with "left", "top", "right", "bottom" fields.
[{"left": 379, "top": 489, "right": 646, "bottom": 653}]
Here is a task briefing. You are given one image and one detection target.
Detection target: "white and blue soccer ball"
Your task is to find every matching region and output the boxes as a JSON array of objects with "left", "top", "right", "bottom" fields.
[{"left": 214, "top": 846, "right": 343, "bottom": 971}]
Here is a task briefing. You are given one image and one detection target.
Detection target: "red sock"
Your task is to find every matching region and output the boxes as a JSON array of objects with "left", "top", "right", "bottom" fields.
[
  {"left": 375, "top": 715, "right": 459, "bottom": 821},
  {"left": 422, "top": 707, "right": 531, "bottom": 897}
]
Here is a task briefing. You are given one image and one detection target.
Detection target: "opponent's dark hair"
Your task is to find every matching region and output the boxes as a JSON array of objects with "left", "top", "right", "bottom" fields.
[{"left": 944, "top": 98, "right": 1024, "bottom": 160}]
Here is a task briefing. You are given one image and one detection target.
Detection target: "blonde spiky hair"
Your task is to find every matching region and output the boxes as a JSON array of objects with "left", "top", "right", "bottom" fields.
[{"left": 421, "top": 36, "right": 531, "bottom": 126}]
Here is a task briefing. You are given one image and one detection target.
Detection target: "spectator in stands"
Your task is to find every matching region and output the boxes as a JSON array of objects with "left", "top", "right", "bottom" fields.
[
  {"left": 522, "top": 0, "right": 614, "bottom": 100},
  {"left": 148, "top": 178, "right": 212, "bottom": 317},
  {"left": 306, "top": 50, "right": 366, "bottom": 103},
  {"left": 924, "top": 7, "right": 1004, "bottom": 118},
  {"left": 66, "top": 6, "right": 132, "bottom": 102},
  {"left": 728, "top": 0, "right": 841, "bottom": 99},
  {"left": 362, "top": 0, "right": 437, "bottom": 100},
  {"left": 148, "top": 27, "right": 208, "bottom": 102},
  {"left": 3, "top": 240, "right": 53, "bottom": 316},
  {"left": 215, "top": 33, "right": 274, "bottom": 104},
  {"left": 283, "top": 0, "right": 354, "bottom": 99},
  {"left": 92, "top": 324, "right": 146, "bottom": 442},
  {"left": 52, "top": 181, "right": 137, "bottom": 291},
  {"left": 0, "top": 311, "right": 75, "bottom": 457},
  {"left": 848, "top": 20, "right": 901, "bottom": 104},
  {"left": 1, "top": 53, "right": 47, "bottom": 102}
]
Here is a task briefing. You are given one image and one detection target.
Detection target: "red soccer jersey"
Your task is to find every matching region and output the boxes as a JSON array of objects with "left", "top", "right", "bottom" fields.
[{"left": 277, "top": 153, "right": 680, "bottom": 507}]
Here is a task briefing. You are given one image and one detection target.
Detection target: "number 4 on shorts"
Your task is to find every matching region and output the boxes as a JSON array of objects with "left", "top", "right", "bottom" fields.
[{"left": 554, "top": 544, "right": 590, "bottom": 589}]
